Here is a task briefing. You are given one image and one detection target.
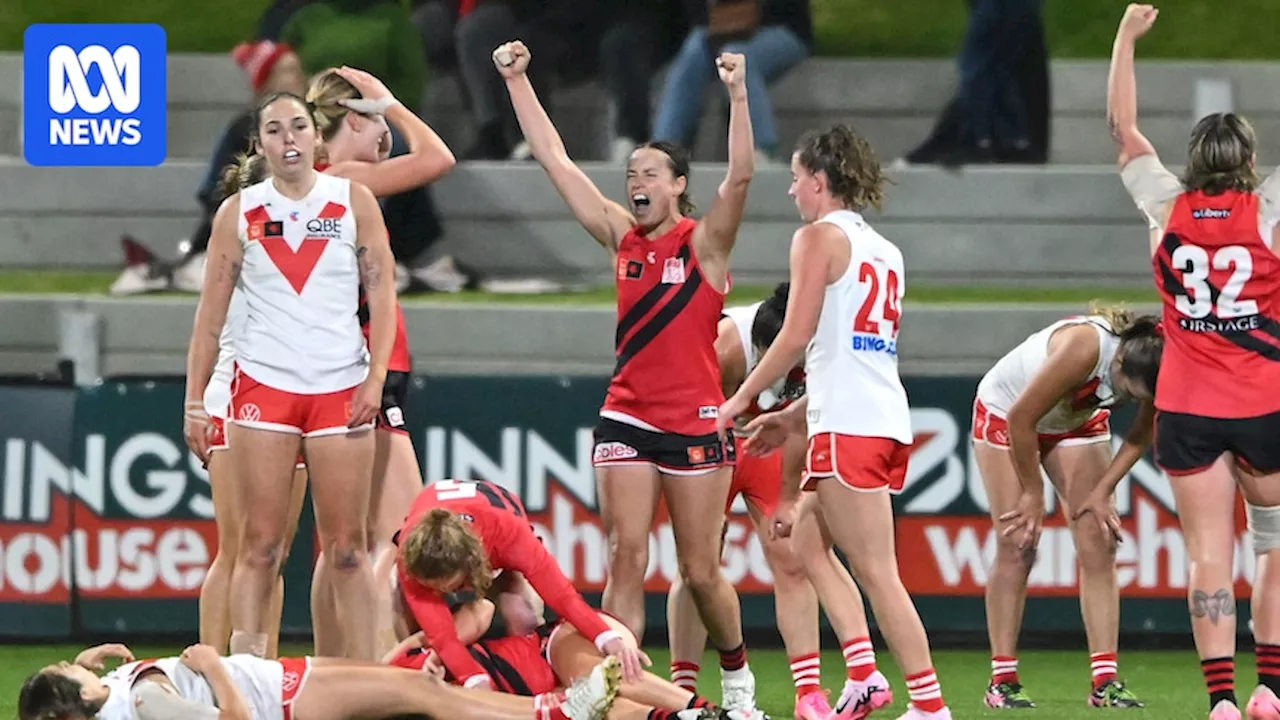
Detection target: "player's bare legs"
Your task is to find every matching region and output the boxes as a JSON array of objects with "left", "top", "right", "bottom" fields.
[
  {"left": 305, "top": 429, "right": 378, "bottom": 661},
  {"left": 664, "top": 468, "right": 756, "bottom": 712},
  {"left": 1245, "top": 465, "right": 1280, "bottom": 719},
  {"left": 666, "top": 573, "right": 706, "bottom": 691},
  {"left": 815, "top": 479, "right": 945, "bottom": 715},
  {"left": 266, "top": 467, "right": 308, "bottom": 658},
  {"left": 1042, "top": 442, "right": 1141, "bottom": 707},
  {"left": 598, "top": 464, "right": 663, "bottom": 636},
  {"left": 227, "top": 426, "right": 305, "bottom": 657},
  {"left": 373, "top": 430, "right": 424, "bottom": 655},
  {"left": 200, "top": 450, "right": 239, "bottom": 653},
  {"left": 973, "top": 441, "right": 1035, "bottom": 708}
]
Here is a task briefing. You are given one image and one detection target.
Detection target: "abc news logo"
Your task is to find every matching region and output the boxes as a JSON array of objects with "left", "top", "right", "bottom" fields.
[{"left": 23, "top": 24, "right": 167, "bottom": 167}]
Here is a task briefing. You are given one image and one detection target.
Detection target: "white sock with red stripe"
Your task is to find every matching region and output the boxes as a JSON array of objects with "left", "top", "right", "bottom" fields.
[
  {"left": 991, "top": 656, "right": 1019, "bottom": 685},
  {"left": 535, "top": 692, "right": 567, "bottom": 720},
  {"left": 1091, "top": 652, "right": 1118, "bottom": 690},
  {"left": 841, "top": 637, "right": 877, "bottom": 681},
  {"left": 670, "top": 661, "right": 700, "bottom": 693},
  {"left": 905, "top": 668, "right": 945, "bottom": 713},
  {"left": 789, "top": 653, "right": 822, "bottom": 697}
]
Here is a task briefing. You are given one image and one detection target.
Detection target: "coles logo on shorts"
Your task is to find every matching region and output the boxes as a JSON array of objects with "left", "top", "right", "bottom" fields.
[
  {"left": 237, "top": 403, "right": 261, "bottom": 422},
  {"left": 593, "top": 442, "right": 638, "bottom": 463}
]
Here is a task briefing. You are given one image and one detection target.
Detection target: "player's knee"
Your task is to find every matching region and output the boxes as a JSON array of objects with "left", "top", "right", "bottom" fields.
[
  {"left": 321, "top": 534, "right": 370, "bottom": 572},
  {"left": 1248, "top": 502, "right": 1280, "bottom": 555},
  {"left": 678, "top": 554, "right": 723, "bottom": 593},
  {"left": 1071, "top": 518, "right": 1116, "bottom": 571},
  {"left": 607, "top": 534, "right": 649, "bottom": 579},
  {"left": 237, "top": 526, "right": 287, "bottom": 574},
  {"left": 762, "top": 537, "right": 805, "bottom": 581},
  {"left": 993, "top": 532, "right": 1037, "bottom": 571}
]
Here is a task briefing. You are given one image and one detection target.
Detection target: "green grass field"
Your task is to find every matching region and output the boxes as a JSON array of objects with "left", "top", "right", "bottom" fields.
[
  {"left": 0, "top": 645, "right": 1232, "bottom": 719},
  {"left": 0, "top": 270, "right": 1159, "bottom": 307}
]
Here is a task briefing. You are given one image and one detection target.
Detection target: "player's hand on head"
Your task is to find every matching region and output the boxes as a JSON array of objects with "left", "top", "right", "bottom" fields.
[{"left": 492, "top": 41, "right": 531, "bottom": 77}]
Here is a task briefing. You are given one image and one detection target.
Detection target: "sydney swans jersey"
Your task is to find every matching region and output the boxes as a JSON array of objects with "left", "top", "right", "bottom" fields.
[
  {"left": 977, "top": 316, "right": 1121, "bottom": 434},
  {"left": 98, "top": 656, "right": 285, "bottom": 720},
  {"left": 722, "top": 302, "right": 805, "bottom": 425},
  {"left": 236, "top": 174, "right": 368, "bottom": 393},
  {"left": 601, "top": 218, "right": 727, "bottom": 435},
  {"left": 804, "top": 210, "right": 912, "bottom": 444}
]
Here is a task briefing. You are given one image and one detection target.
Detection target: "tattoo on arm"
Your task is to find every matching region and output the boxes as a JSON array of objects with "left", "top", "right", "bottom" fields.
[
  {"left": 1189, "top": 588, "right": 1235, "bottom": 624},
  {"left": 1108, "top": 117, "right": 1123, "bottom": 146},
  {"left": 213, "top": 253, "right": 242, "bottom": 287},
  {"left": 357, "top": 244, "right": 381, "bottom": 291}
]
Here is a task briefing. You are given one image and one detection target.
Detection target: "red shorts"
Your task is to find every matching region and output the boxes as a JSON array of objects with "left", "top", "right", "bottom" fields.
[
  {"left": 231, "top": 369, "right": 371, "bottom": 437},
  {"left": 279, "top": 656, "right": 312, "bottom": 720},
  {"left": 971, "top": 398, "right": 1111, "bottom": 452},
  {"left": 209, "top": 416, "right": 306, "bottom": 469},
  {"left": 803, "top": 432, "right": 910, "bottom": 493},
  {"left": 727, "top": 435, "right": 781, "bottom": 515}
]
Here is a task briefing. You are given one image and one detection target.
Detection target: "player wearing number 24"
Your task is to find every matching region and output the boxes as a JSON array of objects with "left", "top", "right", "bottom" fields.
[
  {"left": 393, "top": 480, "right": 648, "bottom": 691},
  {"left": 1111, "top": 4, "right": 1280, "bottom": 717}
]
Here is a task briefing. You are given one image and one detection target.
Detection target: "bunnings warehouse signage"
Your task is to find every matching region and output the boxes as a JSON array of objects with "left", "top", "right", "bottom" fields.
[{"left": 0, "top": 375, "right": 1247, "bottom": 639}]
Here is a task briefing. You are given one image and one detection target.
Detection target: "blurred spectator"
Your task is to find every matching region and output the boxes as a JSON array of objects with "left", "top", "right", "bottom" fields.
[
  {"left": 258, "top": 0, "right": 314, "bottom": 41},
  {"left": 651, "top": 0, "right": 812, "bottom": 162},
  {"left": 599, "top": 0, "right": 689, "bottom": 163},
  {"left": 112, "top": 41, "right": 306, "bottom": 295},
  {"left": 899, "top": 0, "right": 1049, "bottom": 165}
]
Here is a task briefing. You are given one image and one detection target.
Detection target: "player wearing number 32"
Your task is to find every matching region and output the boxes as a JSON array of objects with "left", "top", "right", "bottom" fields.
[
  {"left": 395, "top": 479, "right": 646, "bottom": 692},
  {"left": 717, "top": 124, "right": 950, "bottom": 720},
  {"left": 1110, "top": 5, "right": 1280, "bottom": 719}
]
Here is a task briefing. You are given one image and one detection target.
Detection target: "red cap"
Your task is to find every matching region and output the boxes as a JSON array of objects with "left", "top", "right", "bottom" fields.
[{"left": 232, "top": 40, "right": 294, "bottom": 93}]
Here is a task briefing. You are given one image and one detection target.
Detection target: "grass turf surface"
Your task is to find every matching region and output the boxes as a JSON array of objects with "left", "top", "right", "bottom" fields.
[
  {"left": 0, "top": 645, "right": 1227, "bottom": 718},
  {"left": 6, "top": 0, "right": 1280, "bottom": 59},
  {"left": 0, "top": 271, "right": 1160, "bottom": 306}
]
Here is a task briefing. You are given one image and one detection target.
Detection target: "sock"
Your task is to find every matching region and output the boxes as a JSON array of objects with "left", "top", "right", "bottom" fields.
[
  {"left": 991, "top": 656, "right": 1019, "bottom": 686},
  {"left": 790, "top": 652, "right": 822, "bottom": 697},
  {"left": 534, "top": 692, "right": 565, "bottom": 720},
  {"left": 718, "top": 643, "right": 747, "bottom": 673},
  {"left": 685, "top": 696, "right": 713, "bottom": 710},
  {"left": 1201, "top": 656, "right": 1236, "bottom": 710},
  {"left": 841, "top": 638, "right": 877, "bottom": 682},
  {"left": 228, "top": 630, "right": 268, "bottom": 658},
  {"left": 1258, "top": 644, "right": 1280, "bottom": 695},
  {"left": 905, "top": 668, "right": 945, "bottom": 713},
  {"left": 1090, "top": 651, "right": 1117, "bottom": 690},
  {"left": 670, "top": 661, "right": 700, "bottom": 693},
  {"left": 647, "top": 711, "right": 675, "bottom": 720}
]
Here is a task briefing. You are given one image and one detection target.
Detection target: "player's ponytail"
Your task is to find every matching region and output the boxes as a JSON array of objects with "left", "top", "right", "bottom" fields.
[
  {"left": 217, "top": 152, "right": 268, "bottom": 200},
  {"left": 1088, "top": 300, "right": 1137, "bottom": 335},
  {"left": 400, "top": 508, "right": 493, "bottom": 597},
  {"left": 751, "top": 282, "right": 790, "bottom": 350}
]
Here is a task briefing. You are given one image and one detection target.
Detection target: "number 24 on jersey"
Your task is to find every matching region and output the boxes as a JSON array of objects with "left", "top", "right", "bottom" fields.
[{"left": 853, "top": 262, "right": 902, "bottom": 337}]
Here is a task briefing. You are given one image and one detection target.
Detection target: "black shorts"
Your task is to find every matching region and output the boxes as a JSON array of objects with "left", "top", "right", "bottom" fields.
[
  {"left": 1155, "top": 409, "right": 1280, "bottom": 476},
  {"left": 591, "top": 416, "right": 735, "bottom": 474},
  {"left": 377, "top": 370, "right": 411, "bottom": 435}
]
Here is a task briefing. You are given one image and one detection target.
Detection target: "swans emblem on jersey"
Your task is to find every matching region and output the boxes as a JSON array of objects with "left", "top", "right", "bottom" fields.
[{"left": 245, "top": 202, "right": 346, "bottom": 294}]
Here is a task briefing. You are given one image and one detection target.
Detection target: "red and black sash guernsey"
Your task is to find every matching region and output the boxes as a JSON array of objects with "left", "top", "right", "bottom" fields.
[{"left": 613, "top": 243, "right": 703, "bottom": 375}]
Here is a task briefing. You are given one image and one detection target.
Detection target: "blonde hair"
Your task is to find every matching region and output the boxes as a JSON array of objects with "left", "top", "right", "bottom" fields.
[
  {"left": 217, "top": 151, "right": 268, "bottom": 199},
  {"left": 399, "top": 509, "right": 493, "bottom": 596},
  {"left": 306, "top": 69, "right": 361, "bottom": 144},
  {"left": 1088, "top": 301, "right": 1137, "bottom": 335},
  {"left": 794, "top": 124, "right": 891, "bottom": 213}
]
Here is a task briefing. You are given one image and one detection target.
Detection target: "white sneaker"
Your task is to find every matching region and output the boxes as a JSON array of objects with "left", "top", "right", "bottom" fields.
[
  {"left": 894, "top": 706, "right": 950, "bottom": 720},
  {"left": 721, "top": 666, "right": 759, "bottom": 714},
  {"left": 560, "top": 655, "right": 621, "bottom": 720},
  {"left": 170, "top": 250, "right": 206, "bottom": 293}
]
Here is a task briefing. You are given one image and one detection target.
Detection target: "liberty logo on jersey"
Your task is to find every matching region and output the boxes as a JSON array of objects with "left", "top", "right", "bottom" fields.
[{"left": 22, "top": 24, "right": 167, "bottom": 167}]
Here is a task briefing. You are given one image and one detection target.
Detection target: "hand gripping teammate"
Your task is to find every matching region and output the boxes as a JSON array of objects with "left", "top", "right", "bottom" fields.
[
  {"left": 1111, "top": 5, "right": 1280, "bottom": 718},
  {"left": 667, "top": 282, "right": 891, "bottom": 720},
  {"left": 495, "top": 39, "right": 762, "bottom": 713},
  {"left": 18, "top": 642, "right": 620, "bottom": 720},
  {"left": 718, "top": 125, "right": 951, "bottom": 720},
  {"left": 972, "top": 304, "right": 1162, "bottom": 708},
  {"left": 394, "top": 479, "right": 647, "bottom": 691},
  {"left": 185, "top": 90, "right": 396, "bottom": 662}
]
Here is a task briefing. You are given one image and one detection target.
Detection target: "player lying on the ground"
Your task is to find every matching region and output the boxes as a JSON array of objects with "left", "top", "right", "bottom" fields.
[
  {"left": 18, "top": 641, "right": 620, "bottom": 720},
  {"left": 385, "top": 599, "right": 764, "bottom": 720}
]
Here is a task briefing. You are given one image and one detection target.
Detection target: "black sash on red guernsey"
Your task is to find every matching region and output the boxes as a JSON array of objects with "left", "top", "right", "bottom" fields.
[{"left": 613, "top": 244, "right": 703, "bottom": 375}]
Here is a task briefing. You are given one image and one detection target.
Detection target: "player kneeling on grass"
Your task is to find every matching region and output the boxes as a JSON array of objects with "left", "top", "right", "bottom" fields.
[
  {"left": 387, "top": 597, "right": 764, "bottom": 720},
  {"left": 19, "top": 641, "right": 620, "bottom": 720}
]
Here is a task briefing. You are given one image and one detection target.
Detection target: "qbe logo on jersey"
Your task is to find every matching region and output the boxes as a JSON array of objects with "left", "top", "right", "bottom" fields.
[{"left": 22, "top": 24, "right": 167, "bottom": 167}]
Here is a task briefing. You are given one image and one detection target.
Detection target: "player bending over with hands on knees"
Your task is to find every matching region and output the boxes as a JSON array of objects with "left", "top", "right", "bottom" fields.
[{"left": 19, "top": 641, "right": 621, "bottom": 720}]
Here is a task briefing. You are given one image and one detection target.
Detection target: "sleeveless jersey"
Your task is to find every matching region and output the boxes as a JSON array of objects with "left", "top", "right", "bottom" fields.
[
  {"left": 1155, "top": 190, "right": 1280, "bottom": 418},
  {"left": 804, "top": 210, "right": 913, "bottom": 444},
  {"left": 98, "top": 656, "right": 283, "bottom": 720},
  {"left": 236, "top": 174, "right": 368, "bottom": 394},
  {"left": 601, "top": 218, "right": 727, "bottom": 435},
  {"left": 722, "top": 302, "right": 806, "bottom": 428},
  {"left": 314, "top": 162, "right": 413, "bottom": 373},
  {"left": 977, "top": 316, "right": 1121, "bottom": 434}
]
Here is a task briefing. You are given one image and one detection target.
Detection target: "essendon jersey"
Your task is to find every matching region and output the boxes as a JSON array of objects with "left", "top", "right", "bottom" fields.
[
  {"left": 602, "top": 218, "right": 727, "bottom": 435},
  {"left": 1155, "top": 190, "right": 1280, "bottom": 418}
]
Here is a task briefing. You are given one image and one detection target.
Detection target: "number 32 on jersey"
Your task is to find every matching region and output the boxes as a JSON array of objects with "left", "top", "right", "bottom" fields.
[
  {"left": 851, "top": 261, "right": 902, "bottom": 354},
  {"left": 1172, "top": 244, "right": 1259, "bottom": 320}
]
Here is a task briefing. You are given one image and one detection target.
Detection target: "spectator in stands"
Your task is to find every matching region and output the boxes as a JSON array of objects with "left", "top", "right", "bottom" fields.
[
  {"left": 899, "top": 0, "right": 1049, "bottom": 166},
  {"left": 651, "top": 0, "right": 812, "bottom": 162},
  {"left": 258, "top": 0, "right": 314, "bottom": 41},
  {"left": 112, "top": 41, "right": 305, "bottom": 296},
  {"left": 599, "top": 0, "right": 689, "bottom": 163}
]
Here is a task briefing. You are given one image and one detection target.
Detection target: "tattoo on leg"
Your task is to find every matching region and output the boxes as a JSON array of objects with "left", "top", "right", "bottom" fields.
[{"left": 1190, "top": 588, "right": 1236, "bottom": 624}]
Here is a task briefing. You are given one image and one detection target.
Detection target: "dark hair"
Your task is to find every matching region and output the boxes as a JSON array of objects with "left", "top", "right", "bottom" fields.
[
  {"left": 251, "top": 90, "right": 312, "bottom": 135},
  {"left": 217, "top": 152, "right": 269, "bottom": 199},
  {"left": 1115, "top": 315, "right": 1163, "bottom": 398},
  {"left": 1184, "top": 113, "right": 1259, "bottom": 195},
  {"left": 636, "top": 141, "right": 696, "bottom": 216},
  {"left": 18, "top": 671, "right": 101, "bottom": 720},
  {"left": 794, "top": 124, "right": 891, "bottom": 213},
  {"left": 751, "top": 282, "right": 790, "bottom": 350}
]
